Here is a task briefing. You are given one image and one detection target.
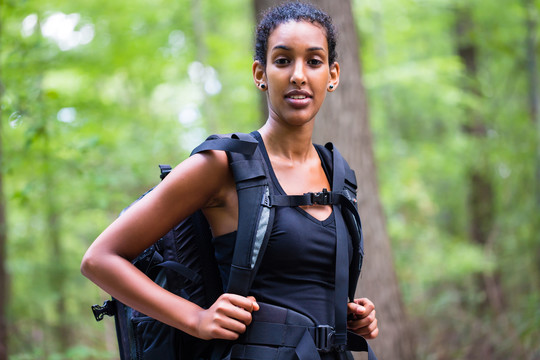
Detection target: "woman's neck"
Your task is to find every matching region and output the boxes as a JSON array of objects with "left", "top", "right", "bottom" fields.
[{"left": 258, "top": 120, "right": 316, "bottom": 164}]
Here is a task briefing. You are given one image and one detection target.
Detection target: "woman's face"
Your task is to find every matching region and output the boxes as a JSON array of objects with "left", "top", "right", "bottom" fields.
[{"left": 254, "top": 20, "right": 339, "bottom": 127}]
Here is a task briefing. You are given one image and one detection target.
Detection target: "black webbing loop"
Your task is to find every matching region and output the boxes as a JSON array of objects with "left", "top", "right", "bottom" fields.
[
  {"left": 230, "top": 160, "right": 266, "bottom": 183},
  {"left": 347, "top": 332, "right": 378, "bottom": 360}
]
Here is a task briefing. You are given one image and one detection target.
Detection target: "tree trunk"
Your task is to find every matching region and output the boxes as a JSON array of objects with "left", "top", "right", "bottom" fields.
[
  {"left": 42, "top": 125, "right": 70, "bottom": 352},
  {"left": 253, "top": 1, "right": 416, "bottom": 358},
  {"left": 455, "top": 6, "right": 504, "bottom": 315},
  {"left": 35, "top": 80, "right": 70, "bottom": 352}
]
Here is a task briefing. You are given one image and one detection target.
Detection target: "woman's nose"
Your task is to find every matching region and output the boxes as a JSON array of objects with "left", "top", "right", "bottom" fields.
[{"left": 290, "top": 62, "right": 306, "bottom": 85}]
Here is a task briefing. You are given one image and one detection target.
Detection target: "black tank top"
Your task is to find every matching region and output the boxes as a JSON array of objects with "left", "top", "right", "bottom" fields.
[{"left": 212, "top": 132, "right": 352, "bottom": 327}]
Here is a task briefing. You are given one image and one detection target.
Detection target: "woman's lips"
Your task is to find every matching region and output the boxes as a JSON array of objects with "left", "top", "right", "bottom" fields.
[{"left": 285, "top": 90, "right": 312, "bottom": 108}]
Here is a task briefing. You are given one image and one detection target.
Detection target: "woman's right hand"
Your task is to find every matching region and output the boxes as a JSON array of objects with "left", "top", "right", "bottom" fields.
[{"left": 196, "top": 294, "right": 260, "bottom": 340}]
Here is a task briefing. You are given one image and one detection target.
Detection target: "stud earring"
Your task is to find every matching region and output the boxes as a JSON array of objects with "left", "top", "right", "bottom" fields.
[
  {"left": 328, "top": 84, "right": 334, "bottom": 90},
  {"left": 260, "top": 83, "right": 266, "bottom": 89}
]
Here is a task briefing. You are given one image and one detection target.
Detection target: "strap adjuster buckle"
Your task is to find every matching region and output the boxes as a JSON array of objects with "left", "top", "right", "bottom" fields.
[
  {"left": 311, "top": 188, "right": 330, "bottom": 205},
  {"left": 314, "top": 325, "right": 335, "bottom": 352},
  {"left": 92, "top": 300, "right": 116, "bottom": 321}
]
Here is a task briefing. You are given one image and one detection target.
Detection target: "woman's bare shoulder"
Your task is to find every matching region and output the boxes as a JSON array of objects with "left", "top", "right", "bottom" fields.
[
  {"left": 158, "top": 149, "right": 231, "bottom": 209},
  {"left": 90, "top": 149, "right": 233, "bottom": 260}
]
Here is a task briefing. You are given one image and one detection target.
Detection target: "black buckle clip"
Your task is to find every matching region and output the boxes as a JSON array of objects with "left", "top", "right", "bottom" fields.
[
  {"left": 311, "top": 188, "right": 330, "bottom": 205},
  {"left": 314, "top": 325, "right": 335, "bottom": 352},
  {"left": 159, "top": 164, "right": 172, "bottom": 180},
  {"left": 92, "top": 300, "right": 116, "bottom": 322}
]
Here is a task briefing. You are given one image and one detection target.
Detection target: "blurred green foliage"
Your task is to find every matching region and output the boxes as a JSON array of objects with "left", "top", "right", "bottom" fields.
[
  {"left": 1, "top": 0, "right": 539, "bottom": 358},
  {"left": 357, "top": 0, "right": 540, "bottom": 358},
  {"left": 3, "top": 0, "right": 257, "bottom": 357}
]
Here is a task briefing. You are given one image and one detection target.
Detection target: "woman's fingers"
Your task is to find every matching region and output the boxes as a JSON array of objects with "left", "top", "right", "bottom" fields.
[
  {"left": 196, "top": 294, "right": 259, "bottom": 340},
  {"left": 347, "top": 298, "right": 379, "bottom": 339},
  {"left": 348, "top": 312, "right": 378, "bottom": 334}
]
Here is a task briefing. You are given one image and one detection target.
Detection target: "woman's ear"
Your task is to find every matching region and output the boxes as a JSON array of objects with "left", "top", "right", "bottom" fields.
[
  {"left": 253, "top": 60, "right": 267, "bottom": 91},
  {"left": 328, "top": 62, "right": 340, "bottom": 92}
]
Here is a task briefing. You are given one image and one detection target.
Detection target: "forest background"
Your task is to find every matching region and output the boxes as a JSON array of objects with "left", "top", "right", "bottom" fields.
[{"left": 1, "top": 0, "right": 540, "bottom": 359}]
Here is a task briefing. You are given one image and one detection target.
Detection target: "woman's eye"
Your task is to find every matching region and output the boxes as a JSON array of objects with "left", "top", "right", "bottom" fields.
[
  {"left": 308, "top": 59, "right": 323, "bottom": 66},
  {"left": 274, "top": 58, "right": 290, "bottom": 65}
]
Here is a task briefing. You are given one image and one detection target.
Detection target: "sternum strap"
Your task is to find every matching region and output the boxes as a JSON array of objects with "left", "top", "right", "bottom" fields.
[{"left": 265, "top": 189, "right": 346, "bottom": 207}]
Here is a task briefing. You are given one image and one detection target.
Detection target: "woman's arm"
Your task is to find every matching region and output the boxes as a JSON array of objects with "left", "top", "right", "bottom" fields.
[{"left": 81, "top": 150, "right": 258, "bottom": 340}]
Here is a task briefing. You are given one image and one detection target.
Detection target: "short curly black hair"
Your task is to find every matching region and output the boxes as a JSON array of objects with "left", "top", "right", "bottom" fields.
[{"left": 254, "top": 1, "right": 338, "bottom": 67}]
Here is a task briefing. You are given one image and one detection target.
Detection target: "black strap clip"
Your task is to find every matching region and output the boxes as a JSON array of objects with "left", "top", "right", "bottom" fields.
[
  {"left": 92, "top": 300, "right": 116, "bottom": 322},
  {"left": 159, "top": 164, "right": 172, "bottom": 180},
  {"left": 314, "top": 325, "right": 335, "bottom": 352},
  {"left": 311, "top": 188, "right": 331, "bottom": 205}
]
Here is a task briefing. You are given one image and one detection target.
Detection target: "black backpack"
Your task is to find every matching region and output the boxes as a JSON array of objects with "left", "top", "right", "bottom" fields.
[{"left": 91, "top": 132, "right": 376, "bottom": 360}]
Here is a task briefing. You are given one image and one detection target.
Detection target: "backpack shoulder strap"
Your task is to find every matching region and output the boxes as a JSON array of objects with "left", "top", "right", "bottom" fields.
[
  {"left": 226, "top": 134, "right": 274, "bottom": 296},
  {"left": 315, "top": 142, "right": 365, "bottom": 350},
  {"left": 190, "top": 132, "right": 274, "bottom": 297},
  {"left": 315, "top": 143, "right": 364, "bottom": 297}
]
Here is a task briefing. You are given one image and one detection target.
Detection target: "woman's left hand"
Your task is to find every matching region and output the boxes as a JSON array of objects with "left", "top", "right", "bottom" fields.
[{"left": 347, "top": 298, "right": 378, "bottom": 339}]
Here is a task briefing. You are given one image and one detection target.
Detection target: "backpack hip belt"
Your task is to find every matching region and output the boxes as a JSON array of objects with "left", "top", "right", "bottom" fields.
[
  {"left": 234, "top": 302, "right": 341, "bottom": 359},
  {"left": 231, "top": 302, "right": 375, "bottom": 360}
]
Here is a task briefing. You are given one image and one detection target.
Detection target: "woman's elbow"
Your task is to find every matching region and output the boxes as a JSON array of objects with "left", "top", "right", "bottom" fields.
[{"left": 80, "top": 248, "right": 101, "bottom": 280}]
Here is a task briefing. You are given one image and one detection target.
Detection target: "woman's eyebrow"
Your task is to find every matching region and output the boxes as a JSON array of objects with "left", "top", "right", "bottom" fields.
[
  {"left": 272, "top": 45, "right": 291, "bottom": 51},
  {"left": 271, "top": 45, "right": 326, "bottom": 52}
]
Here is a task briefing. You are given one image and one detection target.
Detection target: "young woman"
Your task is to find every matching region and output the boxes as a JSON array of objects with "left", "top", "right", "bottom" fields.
[{"left": 82, "top": 2, "right": 378, "bottom": 359}]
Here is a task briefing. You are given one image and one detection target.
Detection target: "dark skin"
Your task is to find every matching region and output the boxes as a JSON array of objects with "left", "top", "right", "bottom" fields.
[{"left": 81, "top": 19, "right": 378, "bottom": 343}]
